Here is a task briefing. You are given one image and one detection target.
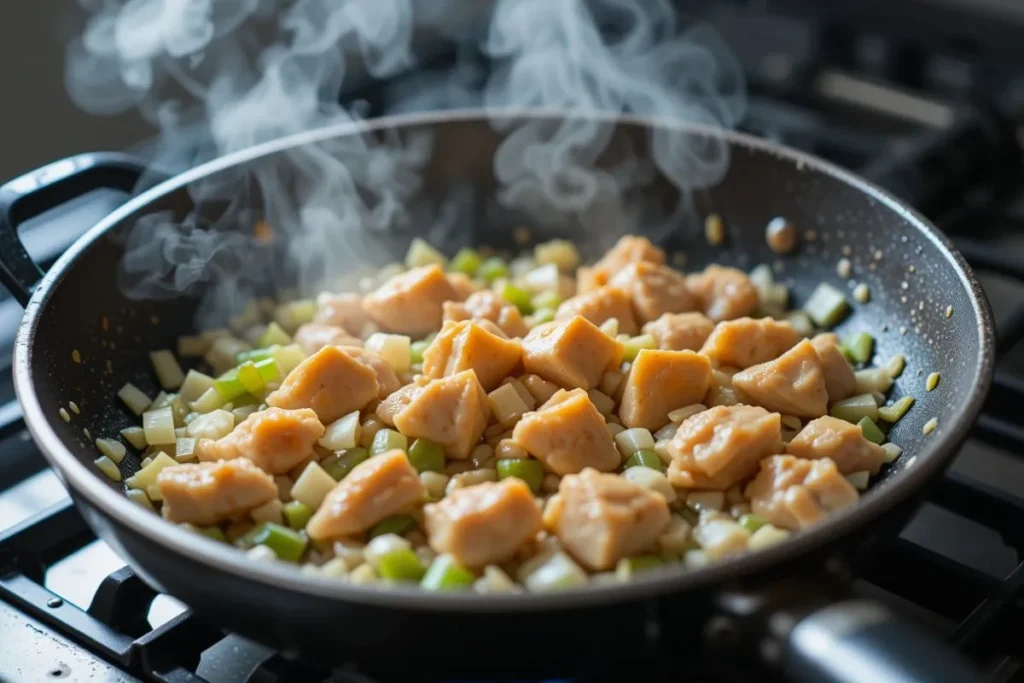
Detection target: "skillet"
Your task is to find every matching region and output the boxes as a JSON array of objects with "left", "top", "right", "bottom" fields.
[{"left": 0, "top": 109, "right": 995, "bottom": 680}]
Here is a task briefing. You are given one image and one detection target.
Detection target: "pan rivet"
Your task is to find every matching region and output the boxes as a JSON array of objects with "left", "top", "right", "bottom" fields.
[{"left": 46, "top": 597, "right": 63, "bottom": 608}]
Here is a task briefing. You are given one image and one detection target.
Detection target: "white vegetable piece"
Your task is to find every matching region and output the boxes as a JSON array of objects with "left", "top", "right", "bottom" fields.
[
  {"left": 250, "top": 499, "right": 283, "bottom": 525},
  {"left": 686, "top": 490, "right": 725, "bottom": 513},
  {"left": 488, "top": 383, "right": 530, "bottom": 428},
  {"left": 179, "top": 370, "right": 215, "bottom": 403},
  {"left": 523, "top": 551, "right": 588, "bottom": 592},
  {"left": 95, "top": 438, "right": 127, "bottom": 464},
  {"left": 319, "top": 411, "right": 362, "bottom": 451},
  {"left": 364, "top": 533, "right": 412, "bottom": 570},
  {"left": 94, "top": 456, "right": 121, "bottom": 482},
  {"left": 273, "top": 344, "right": 307, "bottom": 376},
  {"left": 142, "top": 406, "right": 176, "bottom": 446},
  {"left": 246, "top": 545, "right": 279, "bottom": 563},
  {"left": 614, "top": 427, "right": 655, "bottom": 458},
  {"left": 120, "top": 427, "right": 147, "bottom": 450},
  {"left": 365, "top": 333, "right": 412, "bottom": 373},
  {"left": 291, "top": 461, "right": 337, "bottom": 510},
  {"left": 668, "top": 404, "right": 706, "bottom": 423},
  {"left": 190, "top": 387, "right": 225, "bottom": 414},
  {"left": 621, "top": 466, "right": 677, "bottom": 503},
  {"left": 185, "top": 410, "right": 235, "bottom": 441},
  {"left": 117, "top": 383, "right": 152, "bottom": 416},
  {"left": 693, "top": 518, "right": 750, "bottom": 559},
  {"left": 658, "top": 516, "right": 693, "bottom": 554},
  {"left": 420, "top": 471, "right": 450, "bottom": 500},
  {"left": 150, "top": 350, "right": 186, "bottom": 390},
  {"left": 748, "top": 524, "right": 791, "bottom": 551},
  {"left": 881, "top": 442, "right": 903, "bottom": 463},
  {"left": 846, "top": 471, "right": 871, "bottom": 491},
  {"left": 125, "top": 452, "right": 177, "bottom": 490},
  {"left": 473, "top": 565, "right": 519, "bottom": 594},
  {"left": 405, "top": 237, "right": 447, "bottom": 269}
]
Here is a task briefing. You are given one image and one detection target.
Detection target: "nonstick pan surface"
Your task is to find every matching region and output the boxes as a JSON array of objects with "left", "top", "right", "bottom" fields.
[{"left": 1, "top": 110, "right": 995, "bottom": 678}]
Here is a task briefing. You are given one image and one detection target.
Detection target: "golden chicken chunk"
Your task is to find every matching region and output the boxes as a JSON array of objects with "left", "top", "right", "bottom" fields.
[
  {"left": 618, "top": 350, "right": 713, "bottom": 430},
  {"left": 307, "top": 449, "right": 426, "bottom": 540},
  {"left": 584, "top": 235, "right": 666, "bottom": 291},
  {"left": 521, "top": 316, "right": 624, "bottom": 391},
  {"left": 391, "top": 370, "right": 490, "bottom": 459},
  {"left": 511, "top": 388, "right": 620, "bottom": 475},
  {"left": 442, "top": 290, "right": 529, "bottom": 338},
  {"left": 668, "top": 405, "right": 782, "bottom": 490},
  {"left": 551, "top": 468, "right": 670, "bottom": 570},
  {"left": 732, "top": 340, "right": 828, "bottom": 418},
  {"left": 555, "top": 285, "right": 639, "bottom": 335},
  {"left": 362, "top": 264, "right": 458, "bottom": 336},
  {"left": 699, "top": 317, "right": 800, "bottom": 368},
  {"left": 810, "top": 333, "right": 857, "bottom": 402},
  {"left": 315, "top": 292, "right": 375, "bottom": 338},
  {"left": 375, "top": 381, "right": 423, "bottom": 428},
  {"left": 608, "top": 261, "right": 696, "bottom": 324},
  {"left": 293, "top": 323, "right": 362, "bottom": 355},
  {"left": 642, "top": 312, "right": 715, "bottom": 351},
  {"left": 422, "top": 320, "right": 522, "bottom": 391},
  {"left": 786, "top": 416, "right": 886, "bottom": 474},
  {"left": 745, "top": 455, "right": 859, "bottom": 530},
  {"left": 340, "top": 346, "right": 402, "bottom": 398},
  {"left": 158, "top": 458, "right": 278, "bottom": 526},
  {"left": 424, "top": 478, "right": 542, "bottom": 568},
  {"left": 195, "top": 407, "right": 324, "bottom": 475},
  {"left": 446, "top": 272, "right": 477, "bottom": 301},
  {"left": 686, "top": 265, "right": 759, "bottom": 321},
  {"left": 267, "top": 345, "right": 379, "bottom": 424}
]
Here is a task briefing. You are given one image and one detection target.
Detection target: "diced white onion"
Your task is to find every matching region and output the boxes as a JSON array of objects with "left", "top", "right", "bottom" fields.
[
  {"left": 420, "top": 471, "right": 450, "bottom": 500},
  {"left": 658, "top": 516, "right": 693, "bottom": 554},
  {"left": 246, "top": 545, "right": 278, "bottom": 563},
  {"left": 143, "top": 407, "right": 176, "bottom": 445},
  {"left": 150, "top": 350, "right": 185, "bottom": 390},
  {"left": 621, "top": 467, "right": 676, "bottom": 503},
  {"left": 614, "top": 427, "right": 655, "bottom": 458},
  {"left": 365, "top": 333, "right": 412, "bottom": 373},
  {"left": 523, "top": 551, "right": 587, "bottom": 592},
  {"left": 692, "top": 518, "right": 751, "bottom": 559},
  {"left": 474, "top": 565, "right": 520, "bottom": 593},
  {"left": 686, "top": 490, "right": 725, "bottom": 513},
  {"left": 250, "top": 499, "right": 283, "bottom": 525},
  {"left": 179, "top": 370, "right": 215, "bottom": 403},
  {"left": 125, "top": 452, "right": 177, "bottom": 490},
  {"left": 94, "top": 456, "right": 121, "bottom": 482},
  {"left": 488, "top": 383, "right": 530, "bottom": 428},
  {"left": 846, "top": 471, "right": 870, "bottom": 490},
  {"left": 117, "top": 383, "right": 152, "bottom": 416},
  {"left": 120, "top": 426, "right": 147, "bottom": 450},
  {"left": 95, "top": 438, "right": 127, "bottom": 464},
  {"left": 854, "top": 368, "right": 894, "bottom": 395},
  {"left": 291, "top": 461, "right": 337, "bottom": 510},
  {"left": 668, "top": 404, "right": 706, "bottom": 423},
  {"left": 319, "top": 411, "right": 362, "bottom": 451},
  {"left": 881, "top": 442, "right": 903, "bottom": 463},
  {"left": 587, "top": 389, "right": 615, "bottom": 416}
]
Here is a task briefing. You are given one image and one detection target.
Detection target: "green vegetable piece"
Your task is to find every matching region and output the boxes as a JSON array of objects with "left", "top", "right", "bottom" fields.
[
  {"left": 236, "top": 361, "right": 264, "bottom": 394},
  {"left": 621, "top": 554, "right": 662, "bottom": 574},
  {"left": 370, "top": 428, "right": 408, "bottom": 456},
  {"left": 410, "top": 340, "right": 430, "bottom": 364},
  {"left": 878, "top": 396, "right": 915, "bottom": 424},
  {"left": 499, "top": 282, "right": 533, "bottom": 314},
  {"left": 804, "top": 282, "right": 849, "bottom": 328},
  {"left": 197, "top": 526, "right": 226, "bottom": 542},
  {"left": 531, "top": 290, "right": 562, "bottom": 310},
  {"left": 214, "top": 368, "right": 247, "bottom": 401},
  {"left": 369, "top": 514, "right": 417, "bottom": 539},
  {"left": 496, "top": 458, "right": 544, "bottom": 494},
  {"left": 624, "top": 449, "right": 665, "bottom": 472},
  {"left": 479, "top": 257, "right": 509, "bottom": 283},
  {"left": 377, "top": 548, "right": 426, "bottom": 582},
  {"left": 738, "top": 513, "right": 767, "bottom": 533},
  {"left": 239, "top": 522, "right": 308, "bottom": 562},
  {"left": 407, "top": 438, "right": 446, "bottom": 473},
  {"left": 531, "top": 307, "right": 556, "bottom": 324},
  {"left": 857, "top": 416, "right": 886, "bottom": 445},
  {"left": 254, "top": 357, "right": 279, "bottom": 382},
  {"left": 235, "top": 345, "right": 278, "bottom": 364},
  {"left": 622, "top": 335, "right": 656, "bottom": 362},
  {"left": 259, "top": 322, "right": 292, "bottom": 348},
  {"left": 450, "top": 248, "right": 483, "bottom": 276},
  {"left": 282, "top": 501, "right": 313, "bottom": 530},
  {"left": 845, "top": 332, "right": 874, "bottom": 364},
  {"left": 421, "top": 555, "right": 476, "bottom": 591},
  {"left": 322, "top": 447, "right": 369, "bottom": 481},
  {"left": 829, "top": 393, "right": 879, "bottom": 424}
]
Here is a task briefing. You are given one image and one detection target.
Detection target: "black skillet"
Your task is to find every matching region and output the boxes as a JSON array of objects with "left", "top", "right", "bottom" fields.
[{"left": 0, "top": 110, "right": 995, "bottom": 681}]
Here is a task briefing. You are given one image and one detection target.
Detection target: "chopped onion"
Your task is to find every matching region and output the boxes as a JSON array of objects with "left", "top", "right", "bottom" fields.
[
  {"left": 273, "top": 344, "right": 307, "bottom": 376},
  {"left": 143, "top": 407, "right": 176, "bottom": 445},
  {"left": 830, "top": 393, "right": 879, "bottom": 423},
  {"left": 488, "top": 384, "right": 530, "bottom": 428},
  {"left": 599, "top": 318, "right": 619, "bottom": 337},
  {"left": 846, "top": 471, "right": 870, "bottom": 490},
  {"left": 320, "top": 411, "right": 362, "bottom": 451},
  {"left": 686, "top": 491, "right": 725, "bottom": 513},
  {"left": 534, "top": 240, "right": 580, "bottom": 272},
  {"left": 126, "top": 488, "right": 155, "bottom": 511},
  {"left": 146, "top": 484, "right": 163, "bottom": 502},
  {"left": 621, "top": 467, "right": 676, "bottom": 503},
  {"left": 854, "top": 368, "right": 893, "bottom": 395},
  {"left": 881, "top": 442, "right": 903, "bottom": 463},
  {"left": 179, "top": 370, "right": 215, "bottom": 404},
  {"left": 259, "top": 322, "right": 292, "bottom": 348},
  {"left": 125, "top": 452, "right": 177, "bottom": 490},
  {"left": 291, "top": 461, "right": 337, "bottom": 510},
  {"left": 658, "top": 516, "right": 693, "bottom": 554},
  {"left": 474, "top": 565, "right": 519, "bottom": 594},
  {"left": 692, "top": 518, "right": 750, "bottom": 559},
  {"left": 523, "top": 551, "right": 587, "bottom": 592},
  {"left": 117, "top": 383, "right": 152, "bottom": 416},
  {"left": 174, "top": 437, "right": 197, "bottom": 462},
  {"left": 190, "top": 387, "right": 226, "bottom": 414},
  {"left": 614, "top": 427, "right": 655, "bottom": 458},
  {"left": 785, "top": 311, "right": 815, "bottom": 338},
  {"left": 405, "top": 238, "right": 447, "bottom": 269},
  {"left": 365, "top": 333, "right": 412, "bottom": 373},
  {"left": 177, "top": 335, "right": 208, "bottom": 358},
  {"left": 587, "top": 389, "right": 615, "bottom": 416},
  {"left": 250, "top": 499, "right": 283, "bottom": 525},
  {"left": 204, "top": 336, "right": 251, "bottom": 376}
]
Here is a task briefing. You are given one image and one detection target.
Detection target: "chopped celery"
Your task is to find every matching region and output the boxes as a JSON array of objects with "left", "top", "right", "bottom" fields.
[
  {"left": 421, "top": 554, "right": 476, "bottom": 591},
  {"left": 282, "top": 501, "right": 313, "bottom": 530},
  {"left": 214, "top": 368, "right": 247, "bottom": 401},
  {"left": 622, "top": 336, "right": 656, "bottom": 362},
  {"left": 236, "top": 345, "right": 279, "bottom": 364},
  {"left": 236, "top": 361, "right": 264, "bottom": 394},
  {"left": 273, "top": 344, "right": 306, "bottom": 376},
  {"left": 857, "top": 417, "right": 886, "bottom": 445},
  {"left": 377, "top": 548, "right": 426, "bottom": 582},
  {"left": 174, "top": 437, "right": 197, "bottom": 462},
  {"left": 323, "top": 447, "right": 369, "bottom": 480},
  {"left": 371, "top": 428, "right": 408, "bottom": 456},
  {"left": 142, "top": 406, "right": 175, "bottom": 445},
  {"left": 405, "top": 237, "right": 447, "bottom": 269},
  {"left": 804, "top": 282, "right": 849, "bottom": 328},
  {"left": 254, "top": 357, "right": 279, "bottom": 382},
  {"left": 531, "top": 307, "right": 556, "bottom": 324},
  {"left": 259, "top": 322, "right": 292, "bottom": 348},
  {"left": 479, "top": 257, "right": 509, "bottom": 283},
  {"left": 496, "top": 458, "right": 544, "bottom": 494},
  {"left": 369, "top": 514, "right": 417, "bottom": 539},
  {"left": 238, "top": 522, "right": 308, "bottom": 562},
  {"left": 878, "top": 396, "right": 915, "bottom": 423},
  {"left": 845, "top": 332, "right": 874, "bottom": 364},
  {"left": 407, "top": 438, "right": 446, "bottom": 473},
  {"left": 179, "top": 370, "right": 215, "bottom": 404},
  {"left": 410, "top": 340, "right": 430, "bottom": 364},
  {"left": 125, "top": 452, "right": 177, "bottom": 490},
  {"left": 854, "top": 368, "right": 893, "bottom": 395},
  {"left": 94, "top": 456, "right": 121, "bottom": 482},
  {"left": 738, "top": 513, "right": 767, "bottom": 533},
  {"left": 523, "top": 551, "right": 587, "bottom": 592},
  {"left": 829, "top": 393, "right": 879, "bottom": 423},
  {"left": 191, "top": 387, "right": 226, "bottom": 414},
  {"left": 531, "top": 290, "right": 562, "bottom": 310},
  {"left": 499, "top": 282, "right": 533, "bottom": 314},
  {"left": 624, "top": 449, "right": 665, "bottom": 472},
  {"left": 149, "top": 350, "right": 185, "bottom": 390},
  {"left": 450, "top": 248, "right": 483, "bottom": 276}
]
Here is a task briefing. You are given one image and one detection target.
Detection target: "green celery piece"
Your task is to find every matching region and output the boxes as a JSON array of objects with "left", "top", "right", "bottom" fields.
[
  {"left": 531, "top": 290, "right": 562, "bottom": 310},
  {"left": 236, "top": 361, "right": 264, "bottom": 394},
  {"left": 845, "top": 332, "right": 874, "bottom": 364},
  {"left": 410, "top": 340, "right": 430, "bottom": 364},
  {"left": 857, "top": 416, "right": 886, "bottom": 445},
  {"left": 499, "top": 282, "right": 533, "bottom": 314},
  {"left": 377, "top": 548, "right": 426, "bottom": 582},
  {"left": 829, "top": 393, "right": 879, "bottom": 423},
  {"left": 407, "top": 438, "right": 445, "bottom": 473},
  {"left": 369, "top": 514, "right": 417, "bottom": 539},
  {"left": 478, "top": 257, "right": 509, "bottom": 283},
  {"left": 254, "top": 357, "right": 279, "bottom": 382},
  {"left": 804, "top": 282, "right": 849, "bottom": 328},
  {"left": 496, "top": 458, "right": 544, "bottom": 494},
  {"left": 282, "top": 501, "right": 313, "bottom": 530},
  {"left": 323, "top": 447, "right": 369, "bottom": 480},
  {"left": 259, "top": 322, "right": 292, "bottom": 347},
  {"left": 214, "top": 368, "right": 247, "bottom": 401},
  {"left": 624, "top": 449, "right": 665, "bottom": 472},
  {"left": 236, "top": 345, "right": 279, "bottom": 364},
  {"left": 738, "top": 514, "right": 766, "bottom": 533},
  {"left": 421, "top": 555, "right": 476, "bottom": 591},
  {"left": 450, "top": 248, "right": 483, "bottom": 276},
  {"left": 370, "top": 429, "right": 407, "bottom": 456},
  {"left": 239, "top": 522, "right": 308, "bottom": 562}
]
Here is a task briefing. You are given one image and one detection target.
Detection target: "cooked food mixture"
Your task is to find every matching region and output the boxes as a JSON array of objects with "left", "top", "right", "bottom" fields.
[{"left": 97, "top": 235, "right": 912, "bottom": 592}]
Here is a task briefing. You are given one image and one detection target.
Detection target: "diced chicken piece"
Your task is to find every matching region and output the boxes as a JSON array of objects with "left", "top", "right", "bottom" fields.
[
  {"left": 643, "top": 312, "right": 715, "bottom": 351},
  {"left": 267, "top": 345, "right": 378, "bottom": 424},
  {"left": 732, "top": 340, "right": 828, "bottom": 418},
  {"left": 443, "top": 290, "right": 529, "bottom": 338},
  {"left": 668, "top": 405, "right": 782, "bottom": 490},
  {"left": 575, "top": 266, "right": 605, "bottom": 294},
  {"left": 307, "top": 449, "right": 426, "bottom": 540},
  {"left": 422, "top": 320, "right": 522, "bottom": 391},
  {"left": 315, "top": 292, "right": 375, "bottom": 338},
  {"left": 586, "top": 236, "right": 666, "bottom": 290},
  {"left": 521, "top": 316, "right": 624, "bottom": 391},
  {"left": 158, "top": 458, "right": 278, "bottom": 526},
  {"left": 362, "top": 265, "right": 458, "bottom": 336},
  {"left": 619, "top": 350, "right": 712, "bottom": 430},
  {"left": 810, "top": 333, "right": 857, "bottom": 402},
  {"left": 686, "top": 265, "right": 759, "bottom": 321},
  {"left": 512, "top": 389, "right": 620, "bottom": 475},
  {"left": 375, "top": 380, "right": 425, "bottom": 427},
  {"left": 745, "top": 455, "right": 859, "bottom": 530},
  {"left": 390, "top": 370, "right": 490, "bottom": 459},
  {"left": 786, "top": 416, "right": 886, "bottom": 474},
  {"left": 195, "top": 407, "right": 324, "bottom": 475},
  {"left": 608, "top": 262, "right": 696, "bottom": 324},
  {"left": 556, "top": 285, "right": 638, "bottom": 335},
  {"left": 446, "top": 272, "right": 477, "bottom": 301},
  {"left": 551, "top": 468, "right": 670, "bottom": 570},
  {"left": 424, "top": 478, "right": 542, "bottom": 568},
  {"left": 293, "top": 323, "right": 362, "bottom": 355},
  {"left": 339, "top": 346, "right": 402, "bottom": 398},
  {"left": 699, "top": 317, "right": 800, "bottom": 368}
]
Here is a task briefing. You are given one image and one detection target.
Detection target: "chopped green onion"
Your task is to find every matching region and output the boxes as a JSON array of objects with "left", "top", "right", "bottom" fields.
[
  {"left": 523, "top": 551, "right": 587, "bottom": 592},
  {"left": 323, "top": 447, "right": 369, "bottom": 481},
  {"left": 370, "top": 428, "right": 408, "bottom": 456},
  {"left": 94, "top": 455, "right": 121, "bottom": 482},
  {"left": 738, "top": 513, "right": 767, "bottom": 533},
  {"left": 845, "top": 332, "right": 874, "bottom": 364},
  {"left": 117, "top": 383, "right": 152, "bottom": 416},
  {"left": 369, "top": 514, "right": 417, "bottom": 539},
  {"left": 622, "top": 335, "right": 656, "bottom": 362},
  {"left": 857, "top": 417, "right": 886, "bottom": 445},
  {"left": 236, "top": 345, "right": 279, "bottom": 365},
  {"left": 421, "top": 554, "right": 476, "bottom": 591},
  {"left": 238, "top": 522, "right": 308, "bottom": 562},
  {"left": 496, "top": 458, "right": 544, "bottom": 494},
  {"left": 624, "top": 449, "right": 665, "bottom": 472},
  {"left": 282, "top": 501, "right": 313, "bottom": 530},
  {"left": 804, "top": 282, "right": 849, "bottom": 328},
  {"left": 149, "top": 350, "right": 185, "bottom": 390},
  {"left": 407, "top": 438, "right": 446, "bottom": 473},
  {"left": 881, "top": 442, "right": 903, "bottom": 463},
  {"left": 410, "top": 340, "right": 430, "bottom": 364},
  {"left": 479, "top": 257, "right": 509, "bottom": 283},
  {"left": 829, "top": 393, "right": 879, "bottom": 423},
  {"left": 499, "top": 282, "right": 533, "bottom": 314},
  {"left": 926, "top": 372, "right": 940, "bottom": 392},
  {"left": 450, "top": 248, "right": 483, "bottom": 276},
  {"left": 259, "top": 322, "right": 292, "bottom": 348},
  {"left": 878, "top": 396, "right": 915, "bottom": 423},
  {"left": 405, "top": 238, "right": 447, "bottom": 269},
  {"left": 125, "top": 452, "right": 177, "bottom": 490},
  {"left": 531, "top": 290, "right": 562, "bottom": 310},
  {"left": 377, "top": 548, "right": 426, "bottom": 582}
]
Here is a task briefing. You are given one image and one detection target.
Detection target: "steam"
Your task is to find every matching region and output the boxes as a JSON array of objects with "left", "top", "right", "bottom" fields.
[{"left": 65, "top": 0, "right": 745, "bottom": 326}]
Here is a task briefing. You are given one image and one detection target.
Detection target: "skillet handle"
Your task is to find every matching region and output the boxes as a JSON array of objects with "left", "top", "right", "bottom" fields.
[{"left": 0, "top": 152, "right": 148, "bottom": 306}]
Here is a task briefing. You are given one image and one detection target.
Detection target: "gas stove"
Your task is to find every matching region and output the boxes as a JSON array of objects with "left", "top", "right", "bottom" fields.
[{"left": 2, "top": 2, "right": 1024, "bottom": 681}]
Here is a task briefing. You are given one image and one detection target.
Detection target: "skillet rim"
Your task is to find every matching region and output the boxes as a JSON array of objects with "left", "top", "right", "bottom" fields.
[{"left": 12, "top": 107, "right": 996, "bottom": 612}]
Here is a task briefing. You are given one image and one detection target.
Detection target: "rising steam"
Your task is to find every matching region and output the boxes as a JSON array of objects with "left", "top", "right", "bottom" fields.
[{"left": 65, "top": 0, "right": 745, "bottom": 326}]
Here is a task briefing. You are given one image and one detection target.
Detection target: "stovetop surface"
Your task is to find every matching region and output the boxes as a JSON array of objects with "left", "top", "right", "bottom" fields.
[{"left": 3, "top": 3, "right": 1024, "bottom": 682}]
